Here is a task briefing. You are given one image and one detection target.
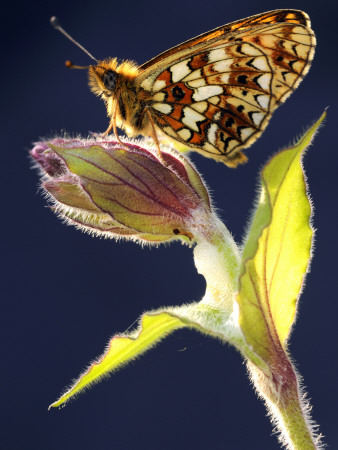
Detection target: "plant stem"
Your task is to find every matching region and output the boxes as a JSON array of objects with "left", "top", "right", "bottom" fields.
[
  {"left": 248, "top": 359, "right": 323, "bottom": 449},
  {"left": 193, "top": 216, "right": 241, "bottom": 314}
]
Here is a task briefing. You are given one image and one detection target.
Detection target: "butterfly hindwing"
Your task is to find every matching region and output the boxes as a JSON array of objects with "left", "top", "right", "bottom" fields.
[{"left": 137, "top": 10, "right": 315, "bottom": 165}]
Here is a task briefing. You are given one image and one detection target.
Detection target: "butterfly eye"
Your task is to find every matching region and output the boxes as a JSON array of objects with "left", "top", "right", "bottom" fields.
[{"left": 103, "top": 70, "right": 117, "bottom": 90}]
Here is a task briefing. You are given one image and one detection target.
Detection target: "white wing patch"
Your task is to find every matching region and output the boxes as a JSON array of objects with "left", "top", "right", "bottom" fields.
[
  {"left": 170, "top": 60, "right": 191, "bottom": 83},
  {"left": 207, "top": 123, "right": 218, "bottom": 145},
  {"left": 182, "top": 107, "right": 205, "bottom": 132},
  {"left": 240, "top": 43, "right": 263, "bottom": 56},
  {"left": 249, "top": 56, "right": 270, "bottom": 71},
  {"left": 192, "top": 85, "right": 223, "bottom": 101},
  {"left": 187, "top": 78, "right": 207, "bottom": 88},
  {"left": 250, "top": 111, "right": 265, "bottom": 126},
  {"left": 191, "top": 101, "right": 209, "bottom": 113},
  {"left": 240, "top": 127, "right": 255, "bottom": 141},
  {"left": 255, "top": 73, "right": 272, "bottom": 91},
  {"left": 213, "top": 59, "right": 233, "bottom": 72},
  {"left": 208, "top": 48, "right": 226, "bottom": 63},
  {"left": 177, "top": 128, "right": 192, "bottom": 140},
  {"left": 183, "top": 69, "right": 203, "bottom": 82},
  {"left": 152, "top": 103, "right": 173, "bottom": 114},
  {"left": 255, "top": 94, "right": 270, "bottom": 109},
  {"left": 152, "top": 79, "right": 167, "bottom": 92}
]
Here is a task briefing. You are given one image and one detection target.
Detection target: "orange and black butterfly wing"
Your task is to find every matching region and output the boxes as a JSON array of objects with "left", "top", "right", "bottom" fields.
[
  {"left": 140, "top": 10, "right": 311, "bottom": 71},
  {"left": 137, "top": 10, "right": 315, "bottom": 166}
]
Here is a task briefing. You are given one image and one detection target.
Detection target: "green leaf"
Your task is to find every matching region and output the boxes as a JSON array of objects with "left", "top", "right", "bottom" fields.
[
  {"left": 49, "top": 295, "right": 245, "bottom": 409},
  {"left": 49, "top": 312, "right": 187, "bottom": 408},
  {"left": 237, "top": 112, "right": 325, "bottom": 365}
]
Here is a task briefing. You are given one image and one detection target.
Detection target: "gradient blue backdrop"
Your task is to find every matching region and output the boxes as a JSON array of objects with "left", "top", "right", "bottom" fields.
[{"left": 2, "top": 0, "right": 337, "bottom": 448}]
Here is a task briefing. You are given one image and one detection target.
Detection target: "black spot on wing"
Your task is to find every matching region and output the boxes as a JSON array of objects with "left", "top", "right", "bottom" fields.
[{"left": 172, "top": 86, "right": 185, "bottom": 101}]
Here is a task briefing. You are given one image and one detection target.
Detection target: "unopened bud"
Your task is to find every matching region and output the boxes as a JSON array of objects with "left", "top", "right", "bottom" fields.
[{"left": 30, "top": 138, "right": 214, "bottom": 243}]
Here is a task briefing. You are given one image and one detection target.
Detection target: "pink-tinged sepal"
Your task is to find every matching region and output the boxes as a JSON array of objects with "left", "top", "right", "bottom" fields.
[{"left": 30, "top": 138, "right": 213, "bottom": 243}]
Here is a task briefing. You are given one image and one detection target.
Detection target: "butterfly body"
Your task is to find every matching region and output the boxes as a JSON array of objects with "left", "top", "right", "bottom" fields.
[{"left": 88, "top": 10, "right": 315, "bottom": 166}]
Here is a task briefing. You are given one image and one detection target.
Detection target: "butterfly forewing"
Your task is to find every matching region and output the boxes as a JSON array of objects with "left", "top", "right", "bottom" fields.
[{"left": 138, "top": 10, "right": 315, "bottom": 166}]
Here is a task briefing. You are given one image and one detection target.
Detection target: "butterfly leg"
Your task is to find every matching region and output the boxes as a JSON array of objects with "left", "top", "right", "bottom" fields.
[
  {"left": 146, "top": 109, "right": 165, "bottom": 163},
  {"left": 102, "top": 119, "right": 115, "bottom": 140},
  {"left": 102, "top": 96, "right": 118, "bottom": 137},
  {"left": 102, "top": 92, "right": 128, "bottom": 149},
  {"left": 102, "top": 118, "right": 115, "bottom": 137}
]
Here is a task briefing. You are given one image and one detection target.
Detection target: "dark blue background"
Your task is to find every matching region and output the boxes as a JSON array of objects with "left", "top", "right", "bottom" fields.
[{"left": 2, "top": 0, "right": 337, "bottom": 448}]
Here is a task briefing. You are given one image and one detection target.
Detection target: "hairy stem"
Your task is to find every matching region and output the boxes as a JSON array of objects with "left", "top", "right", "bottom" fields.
[{"left": 248, "top": 359, "right": 324, "bottom": 449}]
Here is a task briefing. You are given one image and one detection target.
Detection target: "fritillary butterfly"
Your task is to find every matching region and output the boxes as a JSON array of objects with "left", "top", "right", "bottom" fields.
[{"left": 59, "top": 10, "right": 317, "bottom": 166}]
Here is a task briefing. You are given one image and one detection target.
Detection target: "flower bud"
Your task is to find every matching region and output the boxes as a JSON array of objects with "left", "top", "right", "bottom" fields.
[{"left": 30, "top": 138, "right": 213, "bottom": 243}]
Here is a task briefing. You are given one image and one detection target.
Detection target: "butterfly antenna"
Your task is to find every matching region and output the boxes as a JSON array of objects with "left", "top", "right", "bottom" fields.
[{"left": 50, "top": 16, "right": 99, "bottom": 63}]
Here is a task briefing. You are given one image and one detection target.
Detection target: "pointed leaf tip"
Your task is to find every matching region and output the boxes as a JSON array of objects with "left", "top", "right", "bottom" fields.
[
  {"left": 237, "top": 111, "right": 325, "bottom": 365},
  {"left": 49, "top": 312, "right": 187, "bottom": 408}
]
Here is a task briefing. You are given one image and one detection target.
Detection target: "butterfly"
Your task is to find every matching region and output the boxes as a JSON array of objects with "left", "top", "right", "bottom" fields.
[{"left": 53, "top": 10, "right": 316, "bottom": 167}]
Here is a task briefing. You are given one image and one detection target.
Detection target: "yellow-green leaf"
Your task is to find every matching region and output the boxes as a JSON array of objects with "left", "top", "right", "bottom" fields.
[
  {"left": 238, "top": 112, "right": 325, "bottom": 364},
  {"left": 49, "top": 313, "right": 186, "bottom": 408},
  {"left": 49, "top": 295, "right": 246, "bottom": 409}
]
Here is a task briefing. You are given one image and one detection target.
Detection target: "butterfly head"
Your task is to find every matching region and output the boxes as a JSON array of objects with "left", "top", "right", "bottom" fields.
[
  {"left": 88, "top": 58, "right": 119, "bottom": 99},
  {"left": 88, "top": 58, "right": 140, "bottom": 100}
]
